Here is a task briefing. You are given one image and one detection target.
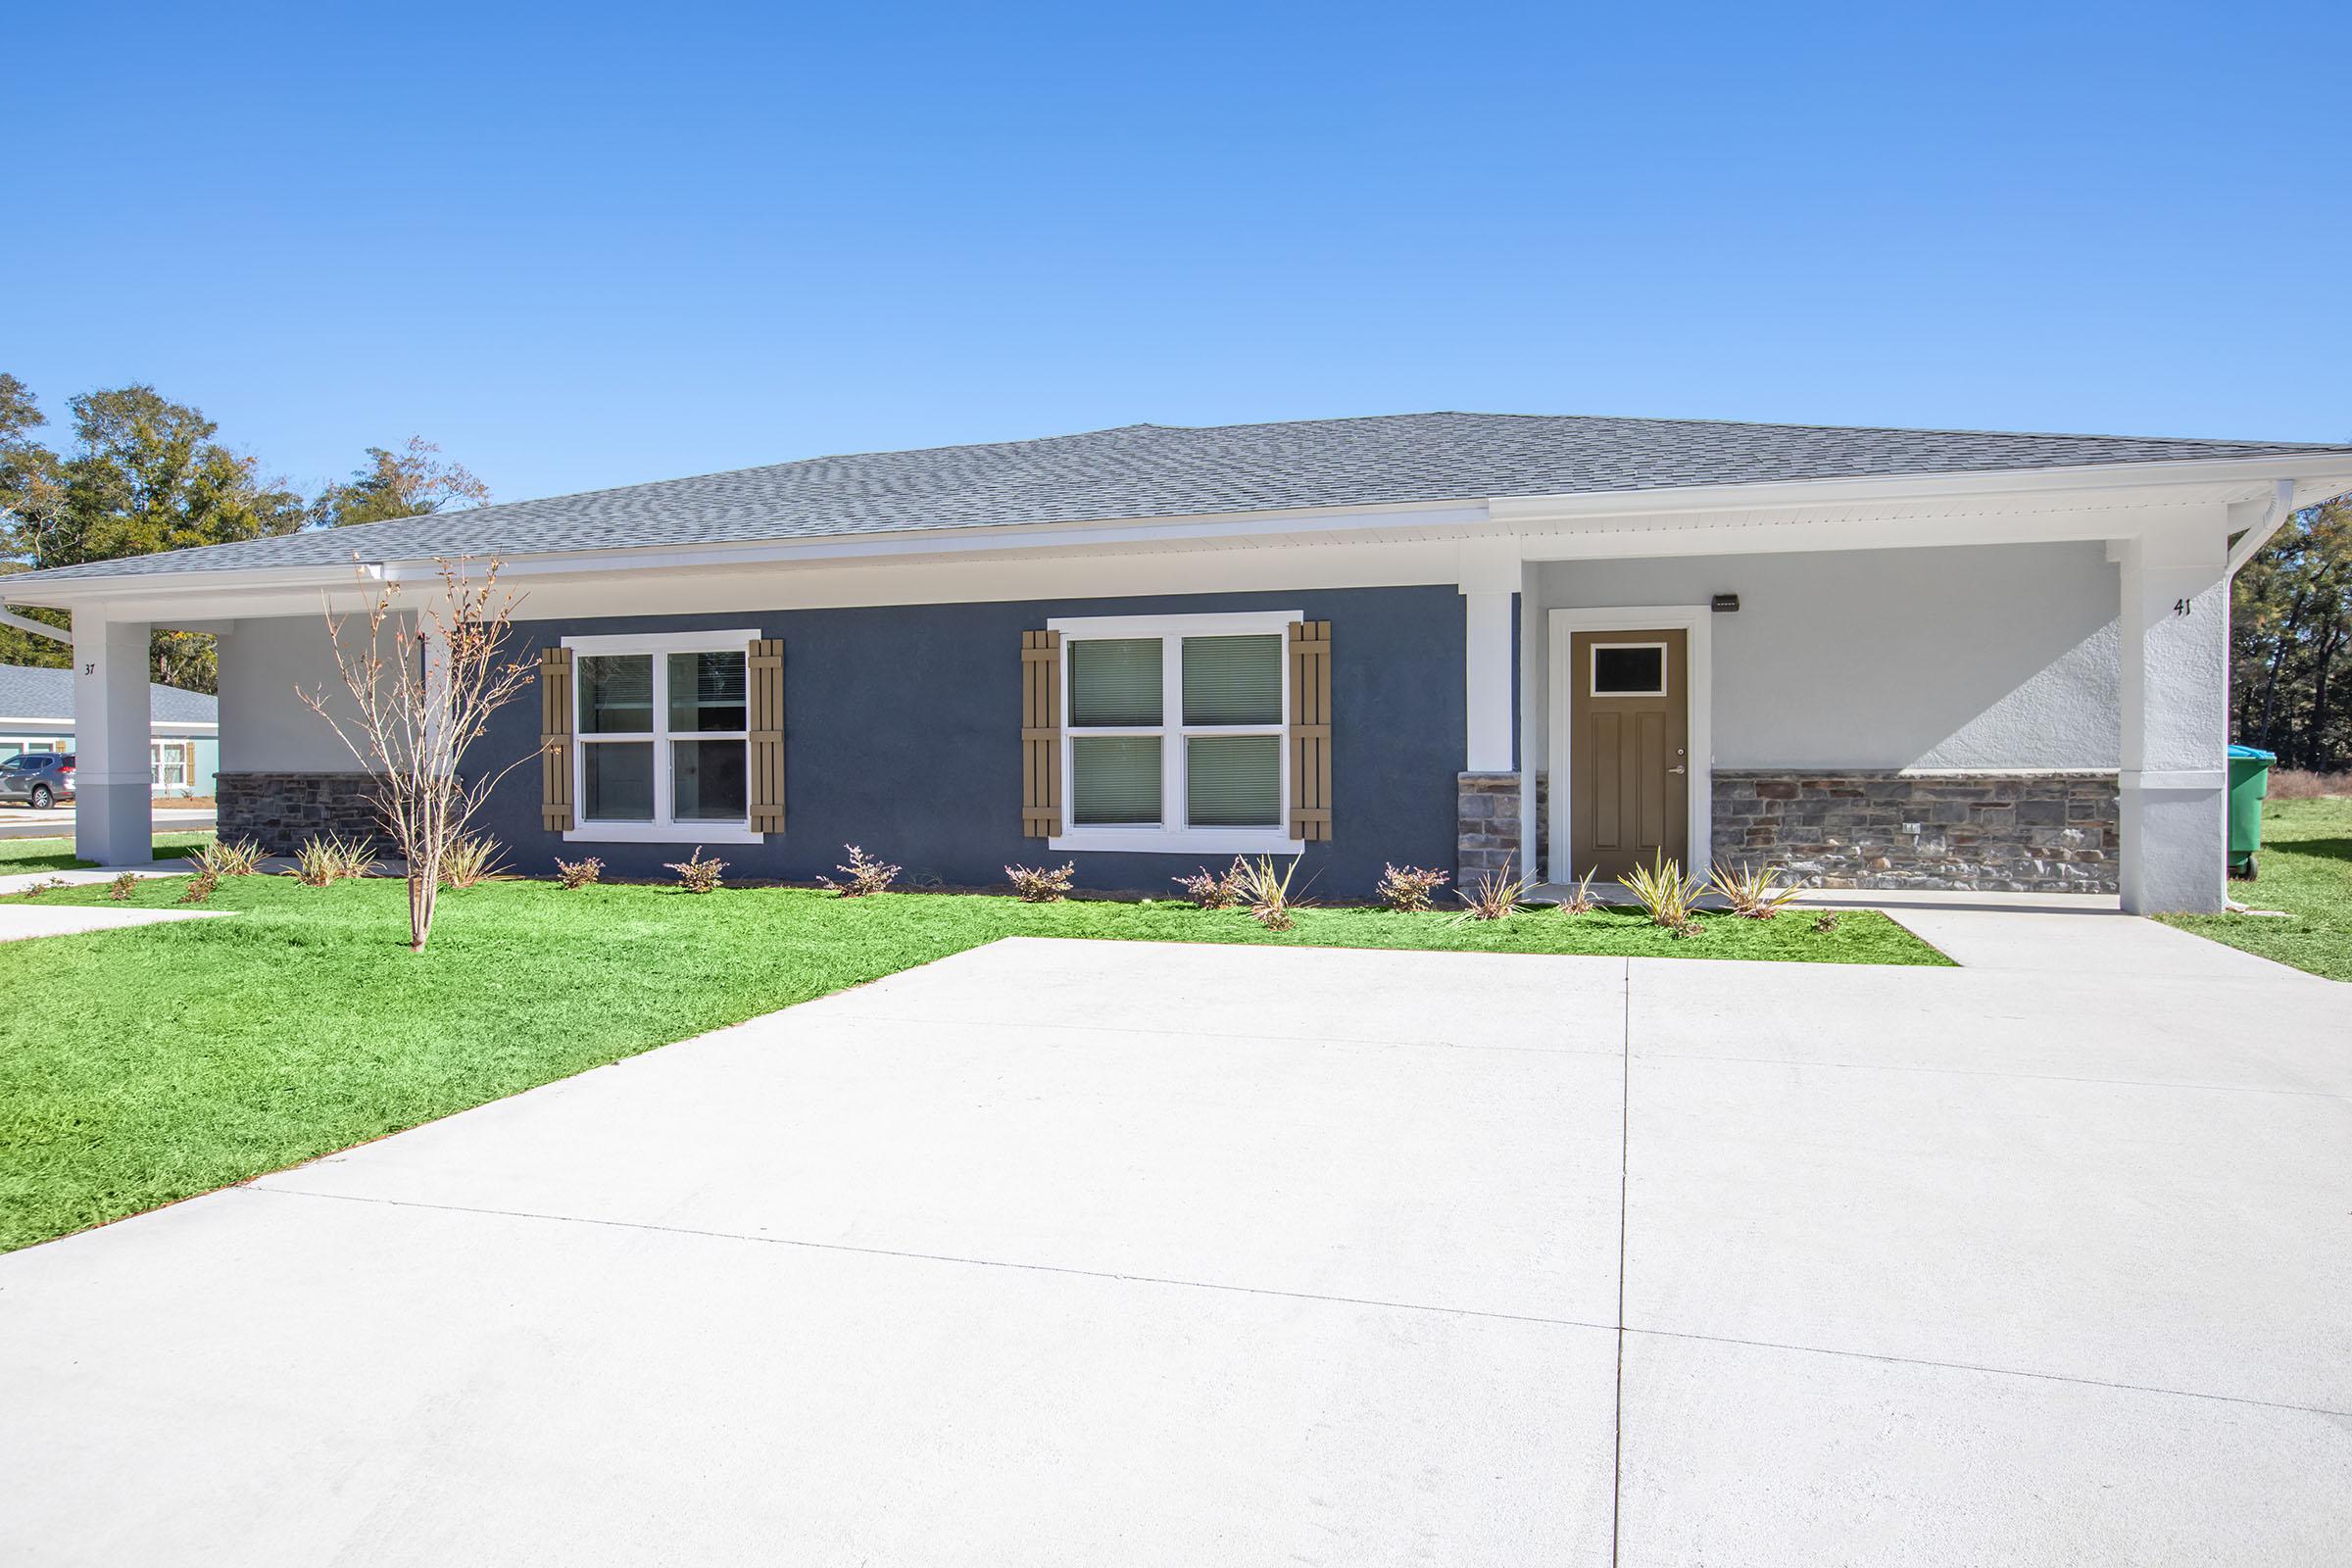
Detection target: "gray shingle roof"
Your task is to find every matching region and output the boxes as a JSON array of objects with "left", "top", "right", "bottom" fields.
[
  {"left": 0, "top": 664, "right": 218, "bottom": 725},
  {"left": 13, "top": 412, "right": 2350, "bottom": 585}
]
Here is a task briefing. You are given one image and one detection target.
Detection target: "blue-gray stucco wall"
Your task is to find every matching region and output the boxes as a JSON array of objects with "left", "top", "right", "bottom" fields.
[{"left": 468, "top": 585, "right": 1467, "bottom": 898}]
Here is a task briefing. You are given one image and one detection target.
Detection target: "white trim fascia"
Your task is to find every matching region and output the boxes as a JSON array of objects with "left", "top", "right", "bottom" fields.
[
  {"left": 1546, "top": 605, "right": 1713, "bottom": 882},
  {"left": 1492, "top": 454, "right": 2352, "bottom": 523}
]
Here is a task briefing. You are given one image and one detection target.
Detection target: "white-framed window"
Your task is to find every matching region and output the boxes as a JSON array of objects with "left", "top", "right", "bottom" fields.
[
  {"left": 563, "top": 628, "right": 761, "bottom": 844},
  {"left": 150, "top": 741, "right": 191, "bottom": 790},
  {"left": 1589, "top": 641, "right": 1668, "bottom": 696},
  {"left": 1049, "top": 610, "right": 1302, "bottom": 856}
]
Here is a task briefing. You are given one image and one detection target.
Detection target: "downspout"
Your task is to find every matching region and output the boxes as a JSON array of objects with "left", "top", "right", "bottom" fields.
[{"left": 2224, "top": 479, "right": 2297, "bottom": 577}]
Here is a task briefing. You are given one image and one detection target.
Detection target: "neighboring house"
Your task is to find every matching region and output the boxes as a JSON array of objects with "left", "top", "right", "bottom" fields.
[
  {"left": 6, "top": 414, "right": 2350, "bottom": 912},
  {"left": 0, "top": 663, "right": 219, "bottom": 797}
]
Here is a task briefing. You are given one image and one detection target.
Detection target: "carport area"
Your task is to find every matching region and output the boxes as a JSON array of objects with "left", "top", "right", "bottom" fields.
[{"left": 2, "top": 923, "right": 2345, "bottom": 1565}]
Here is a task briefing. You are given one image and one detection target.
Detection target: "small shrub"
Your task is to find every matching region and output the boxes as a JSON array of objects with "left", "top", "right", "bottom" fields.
[
  {"left": 196, "top": 836, "right": 265, "bottom": 878},
  {"left": 2266, "top": 768, "right": 2349, "bottom": 801},
  {"left": 438, "top": 834, "right": 510, "bottom": 890},
  {"left": 1707, "top": 859, "right": 1802, "bottom": 919},
  {"left": 1813, "top": 910, "right": 1842, "bottom": 934},
  {"left": 1454, "top": 858, "right": 1531, "bottom": 922},
  {"left": 177, "top": 869, "right": 220, "bottom": 905},
  {"left": 106, "top": 871, "right": 139, "bottom": 902},
  {"left": 1236, "top": 855, "right": 1303, "bottom": 931},
  {"left": 1376, "top": 863, "right": 1449, "bottom": 913},
  {"left": 663, "top": 847, "right": 727, "bottom": 894},
  {"left": 1004, "top": 861, "right": 1076, "bottom": 903},
  {"left": 1174, "top": 858, "right": 1248, "bottom": 909},
  {"left": 819, "top": 844, "right": 900, "bottom": 897},
  {"left": 1624, "top": 854, "right": 1703, "bottom": 931},
  {"left": 555, "top": 855, "right": 605, "bottom": 890},
  {"left": 1554, "top": 866, "right": 1601, "bottom": 914},
  {"left": 16, "top": 876, "right": 70, "bottom": 899}
]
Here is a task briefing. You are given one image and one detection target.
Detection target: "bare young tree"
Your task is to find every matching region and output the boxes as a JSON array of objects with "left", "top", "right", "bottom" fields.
[{"left": 301, "top": 556, "right": 541, "bottom": 951}]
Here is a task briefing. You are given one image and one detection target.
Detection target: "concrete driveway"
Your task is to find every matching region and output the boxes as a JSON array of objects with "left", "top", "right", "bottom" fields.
[{"left": 2, "top": 919, "right": 2346, "bottom": 1565}]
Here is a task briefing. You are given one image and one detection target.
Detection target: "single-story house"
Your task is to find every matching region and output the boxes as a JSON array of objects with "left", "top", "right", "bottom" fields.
[
  {"left": 5, "top": 413, "right": 2349, "bottom": 912},
  {"left": 0, "top": 662, "right": 219, "bottom": 796}
]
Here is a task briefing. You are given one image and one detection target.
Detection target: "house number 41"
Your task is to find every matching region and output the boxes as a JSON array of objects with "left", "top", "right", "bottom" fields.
[{"left": 2174, "top": 599, "right": 2193, "bottom": 616}]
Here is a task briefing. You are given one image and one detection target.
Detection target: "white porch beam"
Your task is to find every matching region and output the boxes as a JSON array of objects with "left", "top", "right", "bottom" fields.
[
  {"left": 2115, "top": 518, "right": 2230, "bottom": 915},
  {"left": 1, "top": 606, "right": 70, "bottom": 642},
  {"left": 71, "top": 607, "right": 154, "bottom": 867},
  {"left": 1459, "top": 541, "right": 1520, "bottom": 772}
]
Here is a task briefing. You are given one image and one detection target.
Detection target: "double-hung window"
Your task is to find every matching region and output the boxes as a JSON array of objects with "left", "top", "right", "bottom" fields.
[
  {"left": 1051, "top": 611, "right": 1299, "bottom": 855},
  {"left": 564, "top": 629, "right": 760, "bottom": 844}
]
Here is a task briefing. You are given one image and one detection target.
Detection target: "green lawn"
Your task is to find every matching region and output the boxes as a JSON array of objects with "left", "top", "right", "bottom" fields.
[
  {"left": 0, "top": 832, "right": 210, "bottom": 871},
  {"left": 2162, "top": 795, "right": 2352, "bottom": 981},
  {"left": 0, "top": 870, "right": 1941, "bottom": 1253}
]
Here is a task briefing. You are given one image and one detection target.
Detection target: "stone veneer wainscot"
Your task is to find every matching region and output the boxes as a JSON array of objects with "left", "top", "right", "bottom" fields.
[
  {"left": 1711, "top": 769, "right": 2118, "bottom": 893},
  {"left": 215, "top": 772, "right": 387, "bottom": 854}
]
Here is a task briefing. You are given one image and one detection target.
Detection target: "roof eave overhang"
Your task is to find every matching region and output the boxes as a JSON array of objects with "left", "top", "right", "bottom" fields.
[{"left": 7, "top": 452, "right": 2350, "bottom": 613}]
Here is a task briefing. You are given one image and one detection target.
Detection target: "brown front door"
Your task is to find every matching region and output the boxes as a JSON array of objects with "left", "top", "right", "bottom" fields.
[{"left": 1568, "top": 630, "right": 1690, "bottom": 882}]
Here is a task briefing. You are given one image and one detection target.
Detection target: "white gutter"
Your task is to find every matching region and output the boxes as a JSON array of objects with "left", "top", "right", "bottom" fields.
[
  {"left": 2224, "top": 479, "right": 2298, "bottom": 576},
  {"left": 0, "top": 606, "right": 70, "bottom": 643}
]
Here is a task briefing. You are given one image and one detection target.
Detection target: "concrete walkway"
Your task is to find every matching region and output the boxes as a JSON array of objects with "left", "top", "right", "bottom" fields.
[{"left": 0, "top": 918, "right": 2343, "bottom": 1564}]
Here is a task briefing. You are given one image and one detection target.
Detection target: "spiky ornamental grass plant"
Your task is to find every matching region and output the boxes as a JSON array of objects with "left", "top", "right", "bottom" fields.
[
  {"left": 1236, "top": 855, "right": 1303, "bottom": 931},
  {"left": 1554, "top": 866, "right": 1601, "bottom": 914},
  {"left": 1624, "top": 854, "right": 1705, "bottom": 933},
  {"left": 1707, "top": 859, "right": 1803, "bottom": 919},
  {"left": 195, "top": 837, "right": 266, "bottom": 878},
  {"left": 1454, "top": 858, "right": 1532, "bottom": 922}
]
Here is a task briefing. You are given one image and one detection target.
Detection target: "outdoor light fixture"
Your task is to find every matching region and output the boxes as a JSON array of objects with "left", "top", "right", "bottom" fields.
[{"left": 1712, "top": 593, "right": 1740, "bottom": 612}]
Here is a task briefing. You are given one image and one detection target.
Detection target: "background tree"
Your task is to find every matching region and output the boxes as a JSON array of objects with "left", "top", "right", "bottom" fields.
[
  {"left": 0, "top": 373, "right": 487, "bottom": 691},
  {"left": 311, "top": 436, "right": 489, "bottom": 528},
  {"left": 2231, "top": 498, "right": 2352, "bottom": 772}
]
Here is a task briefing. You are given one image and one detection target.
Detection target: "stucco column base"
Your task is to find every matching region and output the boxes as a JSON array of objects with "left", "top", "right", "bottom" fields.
[{"left": 2117, "top": 774, "right": 2225, "bottom": 914}]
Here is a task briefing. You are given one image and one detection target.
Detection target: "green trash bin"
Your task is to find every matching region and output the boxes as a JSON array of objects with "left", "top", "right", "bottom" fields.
[{"left": 2227, "top": 744, "right": 2277, "bottom": 879}]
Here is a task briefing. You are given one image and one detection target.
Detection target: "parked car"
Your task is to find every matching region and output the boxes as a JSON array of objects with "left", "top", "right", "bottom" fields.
[{"left": 0, "top": 752, "right": 75, "bottom": 809}]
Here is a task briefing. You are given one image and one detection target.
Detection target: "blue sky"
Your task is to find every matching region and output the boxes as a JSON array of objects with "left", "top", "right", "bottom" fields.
[{"left": 8, "top": 1, "right": 2347, "bottom": 506}]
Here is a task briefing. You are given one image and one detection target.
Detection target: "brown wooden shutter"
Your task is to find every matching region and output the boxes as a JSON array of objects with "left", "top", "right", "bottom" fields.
[
  {"left": 747, "top": 638, "right": 786, "bottom": 833},
  {"left": 538, "top": 646, "right": 574, "bottom": 831},
  {"left": 1288, "top": 620, "right": 1332, "bottom": 842},
  {"left": 1021, "top": 629, "right": 1062, "bottom": 838}
]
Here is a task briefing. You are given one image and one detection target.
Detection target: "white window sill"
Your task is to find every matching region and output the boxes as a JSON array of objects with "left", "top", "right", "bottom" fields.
[
  {"left": 564, "top": 823, "right": 765, "bottom": 846},
  {"left": 1049, "top": 827, "right": 1305, "bottom": 857}
]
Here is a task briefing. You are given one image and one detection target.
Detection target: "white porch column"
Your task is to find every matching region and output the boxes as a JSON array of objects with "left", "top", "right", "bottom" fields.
[
  {"left": 1460, "top": 542, "right": 1519, "bottom": 772},
  {"left": 71, "top": 607, "right": 154, "bottom": 867},
  {"left": 2115, "top": 521, "right": 2230, "bottom": 914}
]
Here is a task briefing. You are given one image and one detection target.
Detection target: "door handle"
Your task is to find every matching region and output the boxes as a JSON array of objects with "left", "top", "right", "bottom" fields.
[{"left": 1668, "top": 763, "right": 1688, "bottom": 775}]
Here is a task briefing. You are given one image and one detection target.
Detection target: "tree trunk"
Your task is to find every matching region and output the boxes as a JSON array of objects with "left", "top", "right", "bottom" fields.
[
  {"left": 2306, "top": 615, "right": 2344, "bottom": 771},
  {"left": 408, "top": 866, "right": 438, "bottom": 953},
  {"left": 2256, "top": 588, "right": 2308, "bottom": 751}
]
